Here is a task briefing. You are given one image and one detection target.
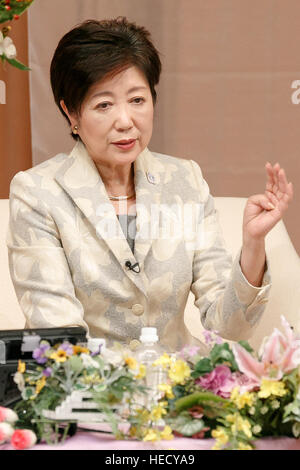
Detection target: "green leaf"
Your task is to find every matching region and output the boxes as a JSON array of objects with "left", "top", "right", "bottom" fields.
[
  {"left": 0, "top": 0, "right": 35, "bottom": 24},
  {"left": 284, "top": 369, "right": 300, "bottom": 397},
  {"left": 282, "top": 399, "right": 300, "bottom": 423},
  {"left": 168, "top": 412, "right": 206, "bottom": 437},
  {"left": 68, "top": 356, "right": 84, "bottom": 374},
  {"left": 238, "top": 340, "right": 254, "bottom": 353},
  {"left": 210, "top": 343, "right": 238, "bottom": 371},
  {"left": 5, "top": 57, "right": 30, "bottom": 71},
  {"left": 93, "top": 383, "right": 107, "bottom": 393},
  {"left": 175, "top": 391, "right": 228, "bottom": 412},
  {"left": 21, "top": 387, "right": 35, "bottom": 400},
  {"left": 292, "top": 423, "right": 300, "bottom": 438},
  {"left": 73, "top": 383, "right": 90, "bottom": 392},
  {"left": 191, "top": 358, "right": 213, "bottom": 378},
  {"left": 0, "top": 10, "right": 13, "bottom": 23},
  {"left": 92, "top": 356, "right": 106, "bottom": 371}
]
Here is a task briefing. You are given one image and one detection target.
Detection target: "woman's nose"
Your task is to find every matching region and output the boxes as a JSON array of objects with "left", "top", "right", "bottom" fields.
[{"left": 115, "top": 106, "right": 134, "bottom": 131}]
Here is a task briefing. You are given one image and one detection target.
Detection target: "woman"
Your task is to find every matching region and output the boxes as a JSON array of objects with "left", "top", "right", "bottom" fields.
[{"left": 7, "top": 18, "right": 293, "bottom": 352}]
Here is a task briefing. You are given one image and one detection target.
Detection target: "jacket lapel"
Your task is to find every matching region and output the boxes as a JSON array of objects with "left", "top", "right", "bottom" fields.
[
  {"left": 133, "top": 147, "right": 164, "bottom": 267},
  {"left": 54, "top": 142, "right": 164, "bottom": 297}
]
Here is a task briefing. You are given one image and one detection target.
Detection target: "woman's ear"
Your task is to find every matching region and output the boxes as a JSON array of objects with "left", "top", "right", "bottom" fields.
[{"left": 60, "top": 99, "right": 77, "bottom": 128}]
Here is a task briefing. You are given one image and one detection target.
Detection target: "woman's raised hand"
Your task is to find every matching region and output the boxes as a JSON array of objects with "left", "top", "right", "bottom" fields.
[{"left": 242, "top": 162, "right": 293, "bottom": 242}]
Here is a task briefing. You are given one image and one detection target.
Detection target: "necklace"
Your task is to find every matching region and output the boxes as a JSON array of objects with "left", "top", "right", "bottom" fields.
[{"left": 108, "top": 193, "right": 135, "bottom": 201}]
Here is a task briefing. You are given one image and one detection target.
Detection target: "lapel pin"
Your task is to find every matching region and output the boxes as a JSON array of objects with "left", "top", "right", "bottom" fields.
[{"left": 146, "top": 172, "right": 156, "bottom": 184}]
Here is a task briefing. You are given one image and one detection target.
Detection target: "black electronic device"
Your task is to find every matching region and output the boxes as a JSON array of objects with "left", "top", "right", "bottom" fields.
[{"left": 0, "top": 327, "right": 87, "bottom": 407}]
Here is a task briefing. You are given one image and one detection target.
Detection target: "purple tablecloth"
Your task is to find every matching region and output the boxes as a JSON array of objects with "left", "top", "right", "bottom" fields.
[{"left": 1, "top": 430, "right": 300, "bottom": 450}]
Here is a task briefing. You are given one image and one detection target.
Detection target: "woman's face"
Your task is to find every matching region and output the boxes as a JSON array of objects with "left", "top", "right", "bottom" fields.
[{"left": 62, "top": 66, "right": 154, "bottom": 169}]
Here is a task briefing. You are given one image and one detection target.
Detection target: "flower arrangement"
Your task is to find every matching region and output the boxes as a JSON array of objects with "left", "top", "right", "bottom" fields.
[
  {"left": 0, "top": 0, "right": 34, "bottom": 70},
  {"left": 7, "top": 316, "right": 300, "bottom": 450},
  {"left": 11, "top": 340, "right": 174, "bottom": 445},
  {"left": 155, "top": 316, "right": 300, "bottom": 450}
]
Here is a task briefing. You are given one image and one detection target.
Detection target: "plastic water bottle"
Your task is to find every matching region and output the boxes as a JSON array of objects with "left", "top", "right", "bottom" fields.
[{"left": 135, "top": 327, "right": 167, "bottom": 408}]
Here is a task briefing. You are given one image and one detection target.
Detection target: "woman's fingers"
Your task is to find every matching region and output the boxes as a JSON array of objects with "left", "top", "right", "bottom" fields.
[
  {"left": 287, "top": 181, "right": 294, "bottom": 199},
  {"left": 265, "top": 163, "right": 293, "bottom": 202},
  {"left": 265, "top": 190, "right": 278, "bottom": 207},
  {"left": 265, "top": 162, "right": 275, "bottom": 192},
  {"left": 271, "top": 163, "right": 281, "bottom": 194}
]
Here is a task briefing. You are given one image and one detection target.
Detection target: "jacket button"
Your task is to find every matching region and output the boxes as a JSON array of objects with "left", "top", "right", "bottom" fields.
[
  {"left": 131, "top": 304, "right": 144, "bottom": 316},
  {"left": 129, "top": 339, "right": 141, "bottom": 351}
]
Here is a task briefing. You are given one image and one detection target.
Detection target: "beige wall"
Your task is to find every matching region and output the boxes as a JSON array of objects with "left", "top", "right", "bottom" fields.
[{"left": 27, "top": 0, "right": 300, "bottom": 254}]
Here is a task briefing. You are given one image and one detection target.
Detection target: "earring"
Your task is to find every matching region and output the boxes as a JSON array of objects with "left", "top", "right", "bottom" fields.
[{"left": 73, "top": 125, "right": 79, "bottom": 134}]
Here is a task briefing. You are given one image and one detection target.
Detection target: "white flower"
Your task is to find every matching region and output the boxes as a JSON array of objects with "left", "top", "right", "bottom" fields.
[
  {"left": 0, "top": 406, "right": 18, "bottom": 424},
  {"left": 260, "top": 405, "right": 269, "bottom": 415},
  {"left": 13, "top": 372, "right": 25, "bottom": 391},
  {"left": 0, "top": 422, "right": 14, "bottom": 444},
  {"left": 0, "top": 31, "right": 17, "bottom": 59},
  {"left": 271, "top": 399, "right": 280, "bottom": 410},
  {"left": 252, "top": 424, "right": 262, "bottom": 434},
  {"left": 100, "top": 348, "right": 124, "bottom": 367},
  {"left": 80, "top": 353, "right": 100, "bottom": 369}
]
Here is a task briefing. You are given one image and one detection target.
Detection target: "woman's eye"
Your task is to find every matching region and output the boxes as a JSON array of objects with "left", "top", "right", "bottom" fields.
[
  {"left": 97, "top": 102, "right": 111, "bottom": 110},
  {"left": 132, "top": 97, "right": 145, "bottom": 104}
]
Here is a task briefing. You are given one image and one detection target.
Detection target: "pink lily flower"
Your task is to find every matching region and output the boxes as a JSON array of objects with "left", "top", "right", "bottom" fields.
[{"left": 232, "top": 316, "right": 300, "bottom": 384}]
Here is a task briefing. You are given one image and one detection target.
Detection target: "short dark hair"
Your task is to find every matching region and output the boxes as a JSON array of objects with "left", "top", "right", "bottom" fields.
[{"left": 50, "top": 17, "right": 162, "bottom": 140}]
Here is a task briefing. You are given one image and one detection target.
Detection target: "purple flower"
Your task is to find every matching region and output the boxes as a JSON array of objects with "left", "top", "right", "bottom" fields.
[
  {"left": 196, "top": 365, "right": 234, "bottom": 398},
  {"left": 202, "top": 330, "right": 213, "bottom": 345},
  {"left": 214, "top": 334, "right": 224, "bottom": 345},
  {"left": 59, "top": 342, "right": 74, "bottom": 355},
  {"left": 178, "top": 345, "right": 201, "bottom": 361},
  {"left": 32, "top": 343, "right": 50, "bottom": 364},
  {"left": 91, "top": 344, "right": 103, "bottom": 357},
  {"left": 202, "top": 329, "right": 224, "bottom": 346},
  {"left": 42, "top": 367, "right": 52, "bottom": 377}
]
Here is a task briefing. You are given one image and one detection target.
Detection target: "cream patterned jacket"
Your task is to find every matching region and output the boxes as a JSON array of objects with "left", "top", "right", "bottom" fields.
[{"left": 7, "top": 142, "right": 271, "bottom": 352}]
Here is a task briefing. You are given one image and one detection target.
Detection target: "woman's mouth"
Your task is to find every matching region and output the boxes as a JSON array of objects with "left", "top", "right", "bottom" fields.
[{"left": 112, "top": 139, "right": 136, "bottom": 150}]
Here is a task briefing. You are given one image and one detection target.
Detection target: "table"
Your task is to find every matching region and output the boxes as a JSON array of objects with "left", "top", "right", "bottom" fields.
[{"left": 1, "top": 430, "right": 300, "bottom": 450}]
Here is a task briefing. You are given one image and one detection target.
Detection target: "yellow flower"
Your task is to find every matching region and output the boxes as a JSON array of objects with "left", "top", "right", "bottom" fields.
[
  {"left": 238, "top": 442, "right": 253, "bottom": 450},
  {"left": 125, "top": 356, "right": 138, "bottom": 370},
  {"left": 129, "top": 426, "right": 138, "bottom": 438},
  {"left": 211, "top": 427, "right": 229, "bottom": 446},
  {"left": 230, "top": 387, "right": 255, "bottom": 409},
  {"left": 136, "top": 364, "right": 146, "bottom": 380},
  {"left": 17, "top": 360, "right": 26, "bottom": 373},
  {"left": 150, "top": 404, "right": 167, "bottom": 422},
  {"left": 73, "top": 345, "right": 89, "bottom": 355},
  {"left": 168, "top": 360, "right": 191, "bottom": 385},
  {"left": 226, "top": 413, "right": 252, "bottom": 438},
  {"left": 143, "top": 429, "right": 160, "bottom": 441},
  {"left": 125, "top": 356, "right": 146, "bottom": 379},
  {"left": 258, "top": 379, "right": 287, "bottom": 399},
  {"left": 153, "top": 353, "right": 173, "bottom": 369},
  {"left": 158, "top": 383, "right": 175, "bottom": 399},
  {"left": 81, "top": 370, "right": 102, "bottom": 385},
  {"left": 50, "top": 349, "right": 68, "bottom": 363},
  {"left": 36, "top": 375, "right": 46, "bottom": 394},
  {"left": 160, "top": 425, "right": 173, "bottom": 440},
  {"left": 136, "top": 408, "right": 151, "bottom": 424}
]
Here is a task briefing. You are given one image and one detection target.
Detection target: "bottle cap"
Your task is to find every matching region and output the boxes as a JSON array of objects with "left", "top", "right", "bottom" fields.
[{"left": 139, "top": 327, "right": 158, "bottom": 343}]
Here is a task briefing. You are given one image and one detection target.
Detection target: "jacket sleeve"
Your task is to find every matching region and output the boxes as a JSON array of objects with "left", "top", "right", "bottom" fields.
[
  {"left": 189, "top": 160, "right": 271, "bottom": 341},
  {"left": 6, "top": 171, "right": 89, "bottom": 333}
]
